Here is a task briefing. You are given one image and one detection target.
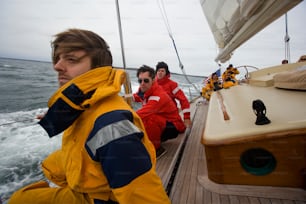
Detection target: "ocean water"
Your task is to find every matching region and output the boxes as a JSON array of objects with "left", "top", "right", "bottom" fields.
[{"left": 0, "top": 57, "right": 204, "bottom": 203}]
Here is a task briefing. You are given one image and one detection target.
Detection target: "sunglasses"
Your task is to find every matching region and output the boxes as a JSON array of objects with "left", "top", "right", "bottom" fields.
[{"left": 138, "top": 78, "right": 150, "bottom": 84}]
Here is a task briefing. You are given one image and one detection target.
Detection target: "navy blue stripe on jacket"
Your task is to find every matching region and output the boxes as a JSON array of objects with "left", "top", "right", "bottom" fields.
[{"left": 86, "top": 110, "right": 152, "bottom": 188}]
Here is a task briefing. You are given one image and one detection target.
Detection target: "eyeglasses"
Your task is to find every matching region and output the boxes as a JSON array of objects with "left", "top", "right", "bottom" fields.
[{"left": 138, "top": 78, "right": 150, "bottom": 84}]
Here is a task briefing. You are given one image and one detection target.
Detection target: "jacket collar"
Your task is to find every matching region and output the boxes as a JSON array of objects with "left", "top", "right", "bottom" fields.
[
  {"left": 39, "top": 67, "right": 126, "bottom": 137},
  {"left": 143, "top": 81, "right": 159, "bottom": 99},
  {"left": 156, "top": 74, "right": 170, "bottom": 85}
]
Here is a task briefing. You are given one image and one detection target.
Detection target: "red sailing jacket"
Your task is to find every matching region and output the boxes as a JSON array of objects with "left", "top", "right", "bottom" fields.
[
  {"left": 133, "top": 82, "right": 186, "bottom": 133},
  {"left": 156, "top": 75, "right": 191, "bottom": 120}
]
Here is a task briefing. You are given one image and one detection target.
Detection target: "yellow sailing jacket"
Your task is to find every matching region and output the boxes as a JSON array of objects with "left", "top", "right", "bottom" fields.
[
  {"left": 222, "top": 67, "right": 239, "bottom": 88},
  {"left": 39, "top": 67, "right": 170, "bottom": 203}
]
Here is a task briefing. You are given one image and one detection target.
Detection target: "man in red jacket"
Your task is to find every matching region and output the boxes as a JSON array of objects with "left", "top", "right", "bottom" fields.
[
  {"left": 133, "top": 65, "right": 186, "bottom": 158},
  {"left": 155, "top": 61, "right": 191, "bottom": 128}
]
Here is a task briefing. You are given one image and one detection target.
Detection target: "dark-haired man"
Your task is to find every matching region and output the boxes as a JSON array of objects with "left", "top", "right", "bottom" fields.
[{"left": 133, "top": 65, "right": 186, "bottom": 158}]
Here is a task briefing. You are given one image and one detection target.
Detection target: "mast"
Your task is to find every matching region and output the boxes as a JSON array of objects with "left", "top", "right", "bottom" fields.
[
  {"left": 284, "top": 13, "right": 291, "bottom": 63},
  {"left": 115, "top": 0, "right": 132, "bottom": 106},
  {"left": 115, "top": 0, "right": 126, "bottom": 68}
]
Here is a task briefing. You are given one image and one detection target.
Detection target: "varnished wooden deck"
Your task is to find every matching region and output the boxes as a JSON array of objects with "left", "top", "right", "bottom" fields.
[{"left": 156, "top": 99, "right": 306, "bottom": 204}]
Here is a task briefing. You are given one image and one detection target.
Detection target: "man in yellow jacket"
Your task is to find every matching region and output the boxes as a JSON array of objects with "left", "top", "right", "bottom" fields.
[
  {"left": 8, "top": 29, "right": 170, "bottom": 204},
  {"left": 222, "top": 64, "right": 240, "bottom": 88}
]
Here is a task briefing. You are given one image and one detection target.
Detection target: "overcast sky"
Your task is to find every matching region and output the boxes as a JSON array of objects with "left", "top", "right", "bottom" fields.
[{"left": 0, "top": 0, "right": 305, "bottom": 76}]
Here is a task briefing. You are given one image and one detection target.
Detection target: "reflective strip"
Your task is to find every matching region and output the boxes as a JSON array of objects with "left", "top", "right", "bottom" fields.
[
  {"left": 87, "top": 119, "right": 142, "bottom": 157},
  {"left": 148, "top": 96, "right": 160, "bottom": 101},
  {"left": 182, "top": 108, "right": 191, "bottom": 113},
  {"left": 172, "top": 86, "right": 180, "bottom": 95}
]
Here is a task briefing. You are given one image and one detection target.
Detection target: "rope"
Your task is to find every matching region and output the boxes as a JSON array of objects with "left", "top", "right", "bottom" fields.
[
  {"left": 156, "top": 0, "right": 201, "bottom": 95},
  {"left": 216, "top": 91, "right": 230, "bottom": 121}
]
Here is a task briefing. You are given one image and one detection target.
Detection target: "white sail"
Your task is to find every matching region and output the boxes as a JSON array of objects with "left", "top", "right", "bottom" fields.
[{"left": 199, "top": 0, "right": 302, "bottom": 63}]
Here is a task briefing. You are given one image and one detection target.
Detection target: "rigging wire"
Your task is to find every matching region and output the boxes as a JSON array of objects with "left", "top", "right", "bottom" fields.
[{"left": 156, "top": 0, "right": 201, "bottom": 94}]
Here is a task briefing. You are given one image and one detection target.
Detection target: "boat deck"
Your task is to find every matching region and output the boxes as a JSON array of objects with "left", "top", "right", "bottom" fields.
[{"left": 156, "top": 99, "right": 306, "bottom": 204}]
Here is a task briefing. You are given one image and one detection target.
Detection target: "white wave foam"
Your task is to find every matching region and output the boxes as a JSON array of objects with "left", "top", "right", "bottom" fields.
[{"left": 0, "top": 109, "right": 62, "bottom": 203}]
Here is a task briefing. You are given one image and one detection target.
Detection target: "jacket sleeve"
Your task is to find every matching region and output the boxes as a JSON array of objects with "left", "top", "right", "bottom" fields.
[
  {"left": 133, "top": 92, "right": 144, "bottom": 103},
  {"left": 136, "top": 96, "right": 162, "bottom": 119},
  {"left": 99, "top": 135, "right": 170, "bottom": 203},
  {"left": 171, "top": 83, "right": 191, "bottom": 120},
  {"left": 85, "top": 110, "right": 170, "bottom": 203},
  {"left": 132, "top": 87, "right": 145, "bottom": 103}
]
